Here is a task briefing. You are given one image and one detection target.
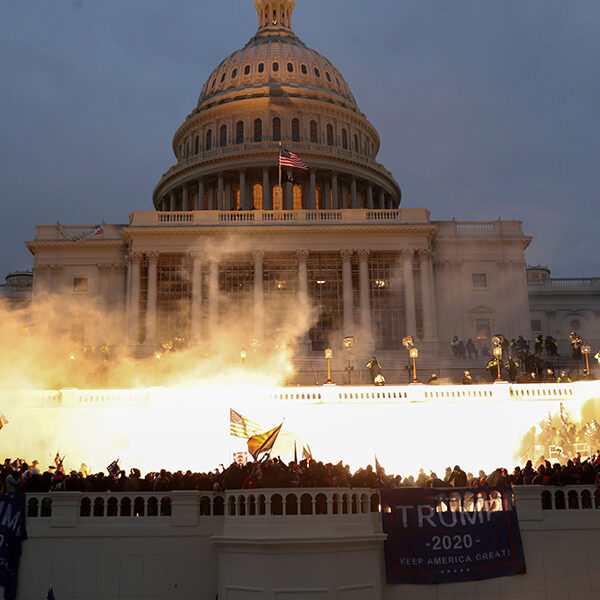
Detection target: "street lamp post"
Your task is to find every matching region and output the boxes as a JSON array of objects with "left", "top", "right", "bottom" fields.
[
  {"left": 493, "top": 346, "right": 503, "bottom": 381},
  {"left": 343, "top": 336, "right": 355, "bottom": 385},
  {"left": 409, "top": 347, "right": 420, "bottom": 384},
  {"left": 324, "top": 348, "right": 333, "bottom": 384},
  {"left": 402, "top": 336, "right": 415, "bottom": 385},
  {"left": 582, "top": 344, "right": 591, "bottom": 377}
]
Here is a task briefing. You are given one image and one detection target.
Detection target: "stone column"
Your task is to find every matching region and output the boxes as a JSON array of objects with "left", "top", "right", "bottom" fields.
[
  {"left": 197, "top": 179, "right": 204, "bottom": 211},
  {"left": 182, "top": 185, "right": 189, "bottom": 211},
  {"left": 169, "top": 191, "right": 176, "bottom": 212},
  {"left": 427, "top": 252, "right": 438, "bottom": 339},
  {"left": 225, "top": 181, "right": 232, "bottom": 211},
  {"left": 284, "top": 169, "right": 293, "bottom": 210},
  {"left": 366, "top": 184, "right": 374, "bottom": 209},
  {"left": 341, "top": 249, "right": 354, "bottom": 335},
  {"left": 145, "top": 252, "right": 159, "bottom": 348},
  {"left": 357, "top": 249, "right": 372, "bottom": 340},
  {"left": 323, "top": 180, "right": 331, "bottom": 210},
  {"left": 402, "top": 250, "right": 417, "bottom": 336},
  {"left": 419, "top": 250, "right": 436, "bottom": 341},
  {"left": 378, "top": 190, "right": 385, "bottom": 210},
  {"left": 217, "top": 173, "right": 224, "bottom": 211},
  {"left": 239, "top": 169, "right": 247, "bottom": 210},
  {"left": 191, "top": 252, "right": 204, "bottom": 342},
  {"left": 127, "top": 252, "right": 144, "bottom": 343},
  {"left": 262, "top": 167, "right": 271, "bottom": 210},
  {"left": 309, "top": 170, "right": 317, "bottom": 210},
  {"left": 208, "top": 259, "right": 219, "bottom": 338},
  {"left": 296, "top": 250, "right": 309, "bottom": 314},
  {"left": 351, "top": 176, "right": 358, "bottom": 209},
  {"left": 331, "top": 173, "right": 338, "bottom": 209},
  {"left": 253, "top": 250, "right": 265, "bottom": 340}
]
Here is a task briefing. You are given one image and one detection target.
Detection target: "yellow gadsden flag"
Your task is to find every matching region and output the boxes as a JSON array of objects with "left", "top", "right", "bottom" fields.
[{"left": 247, "top": 423, "right": 283, "bottom": 460}]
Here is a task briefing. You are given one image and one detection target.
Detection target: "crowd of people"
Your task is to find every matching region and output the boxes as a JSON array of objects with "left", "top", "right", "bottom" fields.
[
  {"left": 448, "top": 333, "right": 598, "bottom": 383},
  {"left": 3, "top": 450, "right": 600, "bottom": 494}
]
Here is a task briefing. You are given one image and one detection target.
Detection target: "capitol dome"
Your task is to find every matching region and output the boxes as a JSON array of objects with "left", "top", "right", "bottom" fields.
[{"left": 153, "top": 0, "right": 401, "bottom": 213}]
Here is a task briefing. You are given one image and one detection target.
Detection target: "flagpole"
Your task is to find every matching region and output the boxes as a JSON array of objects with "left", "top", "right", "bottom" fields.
[{"left": 278, "top": 141, "right": 282, "bottom": 211}]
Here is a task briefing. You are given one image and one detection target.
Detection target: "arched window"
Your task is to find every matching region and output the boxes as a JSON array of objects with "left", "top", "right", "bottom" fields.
[
  {"left": 325, "top": 71, "right": 331, "bottom": 82},
  {"left": 310, "top": 120, "right": 318, "bottom": 143},
  {"left": 244, "top": 65, "right": 251, "bottom": 75},
  {"left": 194, "top": 135, "right": 200, "bottom": 154},
  {"left": 291, "top": 118, "right": 300, "bottom": 142},
  {"left": 287, "top": 62, "right": 294, "bottom": 73},
  {"left": 234, "top": 186, "right": 240, "bottom": 210},
  {"left": 341, "top": 129, "right": 348, "bottom": 150},
  {"left": 314, "top": 67, "right": 321, "bottom": 78},
  {"left": 231, "top": 68, "right": 237, "bottom": 79},
  {"left": 272, "top": 185, "right": 282, "bottom": 211},
  {"left": 301, "top": 64, "right": 308, "bottom": 75},
  {"left": 220, "top": 125, "right": 227, "bottom": 147},
  {"left": 326, "top": 124, "right": 334, "bottom": 146},
  {"left": 253, "top": 183, "right": 263, "bottom": 210},
  {"left": 293, "top": 184, "right": 303, "bottom": 210},
  {"left": 236, "top": 121, "right": 244, "bottom": 144},
  {"left": 354, "top": 134, "right": 359, "bottom": 153},
  {"left": 258, "top": 63, "right": 265, "bottom": 73},
  {"left": 254, "top": 119, "right": 262, "bottom": 142},
  {"left": 205, "top": 130, "right": 212, "bottom": 151},
  {"left": 272, "top": 62, "right": 279, "bottom": 72},
  {"left": 272, "top": 117, "right": 281, "bottom": 141}
]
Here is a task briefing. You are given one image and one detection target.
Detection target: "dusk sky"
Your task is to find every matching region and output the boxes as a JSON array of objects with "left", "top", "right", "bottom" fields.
[{"left": 1, "top": 0, "right": 598, "bottom": 278}]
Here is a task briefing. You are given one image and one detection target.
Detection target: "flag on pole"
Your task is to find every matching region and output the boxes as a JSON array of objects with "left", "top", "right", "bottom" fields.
[
  {"left": 302, "top": 443, "right": 313, "bottom": 461},
  {"left": 47, "top": 585, "right": 56, "bottom": 600},
  {"left": 375, "top": 455, "right": 384, "bottom": 483},
  {"left": 279, "top": 146, "right": 309, "bottom": 171},
  {"left": 107, "top": 459, "right": 121, "bottom": 476},
  {"left": 0, "top": 412, "right": 8, "bottom": 430},
  {"left": 54, "top": 452, "right": 65, "bottom": 474},
  {"left": 230, "top": 409, "right": 263, "bottom": 439},
  {"left": 247, "top": 423, "right": 283, "bottom": 460}
]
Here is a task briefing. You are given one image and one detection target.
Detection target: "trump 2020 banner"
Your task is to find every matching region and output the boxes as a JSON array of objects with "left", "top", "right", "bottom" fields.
[{"left": 381, "top": 487, "right": 526, "bottom": 584}]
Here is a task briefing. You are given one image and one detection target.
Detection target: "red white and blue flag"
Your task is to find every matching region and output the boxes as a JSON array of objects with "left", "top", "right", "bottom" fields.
[
  {"left": 107, "top": 459, "right": 121, "bottom": 476},
  {"left": 54, "top": 452, "right": 65, "bottom": 474},
  {"left": 279, "top": 147, "right": 309, "bottom": 171}
]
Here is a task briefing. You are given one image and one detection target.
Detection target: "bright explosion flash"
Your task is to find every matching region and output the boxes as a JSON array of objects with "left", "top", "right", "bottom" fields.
[{"left": 1, "top": 383, "right": 600, "bottom": 477}]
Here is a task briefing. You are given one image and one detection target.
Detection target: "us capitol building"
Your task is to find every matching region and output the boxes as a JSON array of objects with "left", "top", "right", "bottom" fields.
[{"left": 26, "top": 0, "right": 533, "bottom": 359}]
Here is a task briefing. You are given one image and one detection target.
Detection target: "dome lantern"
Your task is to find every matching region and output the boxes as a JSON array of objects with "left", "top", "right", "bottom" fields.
[{"left": 255, "top": 0, "right": 295, "bottom": 30}]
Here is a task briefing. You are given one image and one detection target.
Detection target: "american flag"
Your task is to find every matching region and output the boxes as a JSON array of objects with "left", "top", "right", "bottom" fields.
[
  {"left": 230, "top": 409, "right": 263, "bottom": 439},
  {"left": 279, "top": 146, "right": 309, "bottom": 171},
  {"left": 107, "top": 459, "right": 121, "bottom": 476}
]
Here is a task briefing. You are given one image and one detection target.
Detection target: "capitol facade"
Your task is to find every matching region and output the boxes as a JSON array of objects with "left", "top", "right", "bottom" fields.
[{"left": 27, "top": 0, "right": 532, "bottom": 359}]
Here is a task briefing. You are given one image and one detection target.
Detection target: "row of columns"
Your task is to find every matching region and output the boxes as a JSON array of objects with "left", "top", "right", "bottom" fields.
[
  {"left": 159, "top": 168, "right": 395, "bottom": 212},
  {"left": 125, "top": 248, "right": 438, "bottom": 348}
]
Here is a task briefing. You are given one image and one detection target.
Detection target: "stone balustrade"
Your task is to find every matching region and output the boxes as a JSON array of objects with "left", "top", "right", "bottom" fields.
[
  {"left": 24, "top": 485, "right": 600, "bottom": 525},
  {"left": 131, "top": 209, "right": 417, "bottom": 227}
]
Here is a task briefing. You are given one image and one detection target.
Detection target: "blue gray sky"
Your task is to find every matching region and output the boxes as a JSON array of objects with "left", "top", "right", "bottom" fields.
[{"left": 1, "top": 0, "right": 598, "bottom": 278}]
